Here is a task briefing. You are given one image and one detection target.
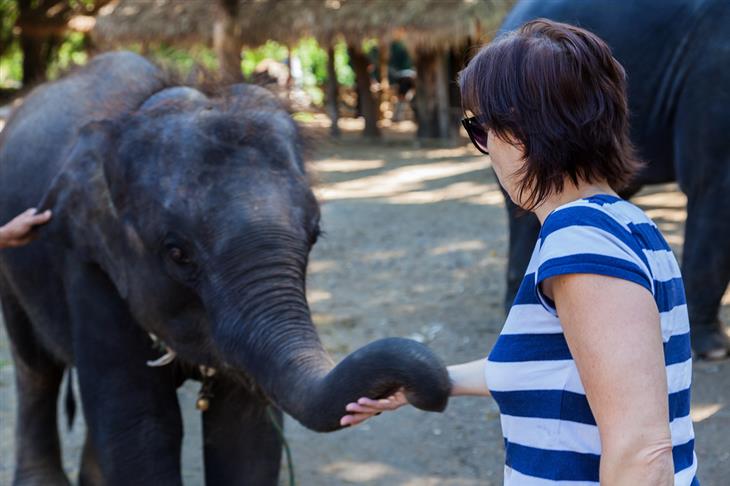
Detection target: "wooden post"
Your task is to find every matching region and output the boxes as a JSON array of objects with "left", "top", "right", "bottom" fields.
[
  {"left": 286, "top": 46, "right": 293, "bottom": 99},
  {"left": 414, "top": 47, "right": 453, "bottom": 140},
  {"left": 435, "top": 50, "right": 451, "bottom": 139},
  {"left": 348, "top": 43, "right": 381, "bottom": 139},
  {"left": 414, "top": 48, "right": 437, "bottom": 138},
  {"left": 213, "top": 0, "right": 243, "bottom": 83},
  {"left": 325, "top": 43, "right": 340, "bottom": 137},
  {"left": 448, "top": 47, "right": 468, "bottom": 129},
  {"left": 19, "top": 32, "right": 57, "bottom": 85},
  {"left": 378, "top": 37, "right": 390, "bottom": 120}
]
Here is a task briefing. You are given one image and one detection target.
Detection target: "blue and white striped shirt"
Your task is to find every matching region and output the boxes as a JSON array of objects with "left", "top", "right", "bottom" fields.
[{"left": 486, "top": 194, "right": 698, "bottom": 485}]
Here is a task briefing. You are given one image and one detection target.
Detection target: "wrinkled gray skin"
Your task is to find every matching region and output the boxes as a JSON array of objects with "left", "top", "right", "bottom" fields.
[
  {"left": 499, "top": 0, "right": 730, "bottom": 357},
  {"left": 0, "top": 52, "right": 450, "bottom": 486}
]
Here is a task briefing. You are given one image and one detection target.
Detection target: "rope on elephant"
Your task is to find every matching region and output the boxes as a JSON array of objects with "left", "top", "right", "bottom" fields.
[{"left": 266, "top": 405, "right": 296, "bottom": 486}]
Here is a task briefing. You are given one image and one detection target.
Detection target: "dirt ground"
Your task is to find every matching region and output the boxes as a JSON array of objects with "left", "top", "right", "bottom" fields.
[{"left": 1, "top": 118, "right": 729, "bottom": 485}]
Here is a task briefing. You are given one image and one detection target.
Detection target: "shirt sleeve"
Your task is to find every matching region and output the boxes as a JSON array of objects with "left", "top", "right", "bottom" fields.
[{"left": 534, "top": 207, "right": 654, "bottom": 316}]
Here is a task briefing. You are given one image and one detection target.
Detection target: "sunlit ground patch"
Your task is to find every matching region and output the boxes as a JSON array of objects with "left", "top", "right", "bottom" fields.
[
  {"left": 315, "top": 160, "right": 490, "bottom": 201},
  {"left": 387, "top": 181, "right": 500, "bottom": 205},
  {"left": 310, "top": 159, "right": 386, "bottom": 173},
  {"left": 430, "top": 240, "right": 486, "bottom": 256}
]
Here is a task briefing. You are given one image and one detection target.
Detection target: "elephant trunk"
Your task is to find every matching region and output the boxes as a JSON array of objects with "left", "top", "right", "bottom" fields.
[
  {"left": 205, "top": 256, "right": 451, "bottom": 432},
  {"left": 278, "top": 335, "right": 453, "bottom": 432}
]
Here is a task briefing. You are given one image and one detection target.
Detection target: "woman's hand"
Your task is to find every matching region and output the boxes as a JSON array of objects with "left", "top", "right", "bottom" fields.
[
  {"left": 339, "top": 356, "right": 491, "bottom": 427},
  {"left": 0, "top": 208, "right": 52, "bottom": 248},
  {"left": 340, "top": 389, "right": 409, "bottom": 427}
]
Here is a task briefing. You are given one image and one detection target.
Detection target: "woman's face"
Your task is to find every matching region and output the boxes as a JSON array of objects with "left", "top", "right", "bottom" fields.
[{"left": 487, "top": 130, "right": 528, "bottom": 206}]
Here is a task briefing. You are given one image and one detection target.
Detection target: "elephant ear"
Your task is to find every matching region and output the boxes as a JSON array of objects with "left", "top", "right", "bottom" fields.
[{"left": 37, "top": 119, "right": 132, "bottom": 299}]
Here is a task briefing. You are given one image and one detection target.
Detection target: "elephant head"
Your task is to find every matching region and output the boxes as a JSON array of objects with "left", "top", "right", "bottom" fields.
[{"left": 38, "top": 84, "right": 450, "bottom": 431}]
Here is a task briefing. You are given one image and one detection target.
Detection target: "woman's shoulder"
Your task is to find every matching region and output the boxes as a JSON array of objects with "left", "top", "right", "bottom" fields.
[
  {"left": 536, "top": 194, "right": 665, "bottom": 296},
  {"left": 540, "top": 194, "right": 658, "bottom": 248}
]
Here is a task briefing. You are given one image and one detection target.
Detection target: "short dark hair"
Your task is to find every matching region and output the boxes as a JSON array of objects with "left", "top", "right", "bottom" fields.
[{"left": 459, "top": 18, "right": 642, "bottom": 209}]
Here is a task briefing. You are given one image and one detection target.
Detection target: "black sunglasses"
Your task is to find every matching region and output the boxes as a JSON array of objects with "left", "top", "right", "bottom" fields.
[{"left": 461, "top": 115, "right": 489, "bottom": 155}]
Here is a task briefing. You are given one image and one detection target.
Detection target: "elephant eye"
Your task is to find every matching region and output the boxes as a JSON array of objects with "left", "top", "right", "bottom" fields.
[{"left": 167, "top": 245, "right": 191, "bottom": 265}]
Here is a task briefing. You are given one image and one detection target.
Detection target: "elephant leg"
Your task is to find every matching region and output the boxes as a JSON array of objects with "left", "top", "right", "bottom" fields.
[
  {"left": 681, "top": 188, "right": 730, "bottom": 358},
  {"left": 503, "top": 189, "right": 541, "bottom": 312},
  {"left": 66, "top": 264, "right": 184, "bottom": 485},
  {"left": 78, "top": 432, "right": 103, "bottom": 486},
  {"left": 1, "top": 290, "right": 69, "bottom": 486},
  {"left": 674, "top": 63, "right": 730, "bottom": 358},
  {"left": 202, "top": 378, "right": 283, "bottom": 486}
]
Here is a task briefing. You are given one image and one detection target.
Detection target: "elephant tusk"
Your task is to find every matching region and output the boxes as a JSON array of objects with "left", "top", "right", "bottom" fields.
[
  {"left": 146, "top": 332, "right": 177, "bottom": 367},
  {"left": 146, "top": 348, "right": 177, "bottom": 367}
]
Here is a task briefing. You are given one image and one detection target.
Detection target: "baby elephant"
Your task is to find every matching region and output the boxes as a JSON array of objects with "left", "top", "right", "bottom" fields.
[{"left": 0, "top": 52, "right": 450, "bottom": 485}]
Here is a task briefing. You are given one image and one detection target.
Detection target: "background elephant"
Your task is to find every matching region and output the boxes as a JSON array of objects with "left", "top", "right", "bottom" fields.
[
  {"left": 498, "top": 0, "right": 730, "bottom": 358},
  {"left": 0, "top": 51, "right": 450, "bottom": 485}
]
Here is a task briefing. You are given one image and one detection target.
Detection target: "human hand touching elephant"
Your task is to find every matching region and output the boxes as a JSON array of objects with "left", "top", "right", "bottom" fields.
[
  {"left": 340, "top": 358, "right": 490, "bottom": 427},
  {"left": 341, "top": 389, "right": 410, "bottom": 427},
  {"left": 0, "top": 208, "right": 52, "bottom": 248}
]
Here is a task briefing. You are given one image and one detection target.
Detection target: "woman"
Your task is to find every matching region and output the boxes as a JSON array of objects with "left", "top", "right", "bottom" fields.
[
  {"left": 340, "top": 19, "right": 698, "bottom": 485},
  {"left": 0, "top": 208, "right": 51, "bottom": 248}
]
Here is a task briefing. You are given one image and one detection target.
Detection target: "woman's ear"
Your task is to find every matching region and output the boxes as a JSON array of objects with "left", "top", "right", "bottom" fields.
[{"left": 36, "top": 119, "right": 131, "bottom": 298}]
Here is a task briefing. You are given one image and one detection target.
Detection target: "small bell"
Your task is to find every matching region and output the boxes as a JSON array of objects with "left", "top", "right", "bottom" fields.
[
  {"left": 196, "top": 397, "right": 210, "bottom": 412},
  {"left": 196, "top": 376, "right": 214, "bottom": 412}
]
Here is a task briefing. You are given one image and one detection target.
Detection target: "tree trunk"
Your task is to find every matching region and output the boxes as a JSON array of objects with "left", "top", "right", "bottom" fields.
[
  {"left": 448, "top": 47, "right": 468, "bottom": 130},
  {"left": 377, "top": 38, "right": 390, "bottom": 121},
  {"left": 213, "top": 0, "right": 243, "bottom": 83},
  {"left": 414, "top": 48, "right": 452, "bottom": 140},
  {"left": 435, "top": 50, "right": 451, "bottom": 139},
  {"left": 325, "top": 44, "right": 340, "bottom": 138},
  {"left": 413, "top": 49, "right": 436, "bottom": 138},
  {"left": 20, "top": 32, "right": 58, "bottom": 86},
  {"left": 348, "top": 44, "right": 380, "bottom": 138},
  {"left": 285, "top": 46, "right": 293, "bottom": 102}
]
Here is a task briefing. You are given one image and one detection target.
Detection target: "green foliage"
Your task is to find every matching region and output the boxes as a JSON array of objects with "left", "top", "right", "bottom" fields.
[
  {"left": 1, "top": 0, "right": 113, "bottom": 87},
  {"left": 292, "top": 111, "right": 315, "bottom": 122},
  {"left": 47, "top": 32, "right": 88, "bottom": 80},
  {"left": 68, "top": 0, "right": 102, "bottom": 10},
  {"left": 292, "top": 38, "right": 355, "bottom": 88},
  {"left": 0, "top": 0, "right": 20, "bottom": 87},
  {"left": 0, "top": 0, "right": 17, "bottom": 35},
  {"left": 293, "top": 38, "right": 326, "bottom": 105},
  {"left": 294, "top": 38, "right": 326, "bottom": 84},
  {"left": 362, "top": 38, "right": 379, "bottom": 55},
  {"left": 333, "top": 41, "right": 355, "bottom": 87},
  {"left": 0, "top": 43, "right": 22, "bottom": 89},
  {"left": 0, "top": 0, "right": 359, "bottom": 107},
  {"left": 144, "top": 43, "right": 219, "bottom": 75},
  {"left": 241, "top": 40, "right": 288, "bottom": 77},
  {"left": 239, "top": 37, "right": 354, "bottom": 107}
]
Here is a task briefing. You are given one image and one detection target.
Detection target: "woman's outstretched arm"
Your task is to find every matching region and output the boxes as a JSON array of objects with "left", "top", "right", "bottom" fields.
[{"left": 448, "top": 359, "right": 491, "bottom": 397}]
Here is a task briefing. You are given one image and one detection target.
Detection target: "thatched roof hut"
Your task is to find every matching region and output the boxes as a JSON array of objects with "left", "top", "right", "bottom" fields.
[
  {"left": 389, "top": 0, "right": 512, "bottom": 49},
  {"left": 92, "top": 0, "right": 514, "bottom": 138},
  {"left": 93, "top": 0, "right": 213, "bottom": 47},
  {"left": 94, "top": 0, "right": 319, "bottom": 49},
  {"left": 94, "top": 0, "right": 510, "bottom": 52}
]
